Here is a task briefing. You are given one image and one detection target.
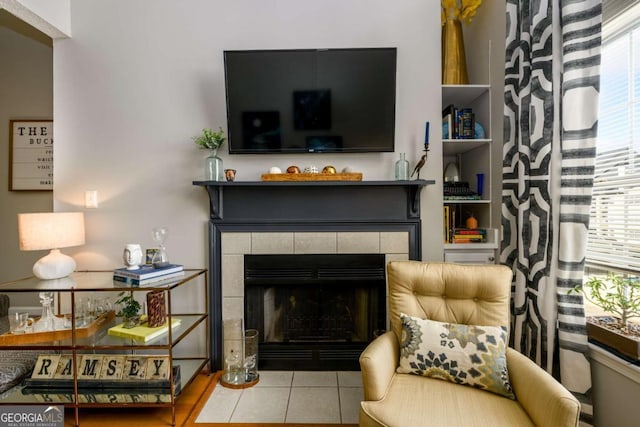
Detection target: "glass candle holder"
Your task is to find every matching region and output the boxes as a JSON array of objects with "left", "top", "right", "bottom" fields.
[
  {"left": 221, "top": 318, "right": 245, "bottom": 387},
  {"left": 244, "top": 329, "right": 259, "bottom": 384}
]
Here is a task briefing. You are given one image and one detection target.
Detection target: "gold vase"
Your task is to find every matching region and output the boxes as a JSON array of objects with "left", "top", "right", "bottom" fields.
[{"left": 442, "top": 18, "right": 469, "bottom": 85}]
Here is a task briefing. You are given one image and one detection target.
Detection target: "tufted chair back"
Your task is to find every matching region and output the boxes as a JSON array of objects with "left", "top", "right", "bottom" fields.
[{"left": 387, "top": 261, "right": 513, "bottom": 340}]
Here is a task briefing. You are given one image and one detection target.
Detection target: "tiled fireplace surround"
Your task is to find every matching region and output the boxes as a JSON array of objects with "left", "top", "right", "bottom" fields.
[
  {"left": 193, "top": 180, "right": 431, "bottom": 370},
  {"left": 220, "top": 230, "right": 410, "bottom": 365}
]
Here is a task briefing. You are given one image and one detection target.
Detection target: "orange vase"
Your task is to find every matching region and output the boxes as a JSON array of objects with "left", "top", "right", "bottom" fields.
[{"left": 466, "top": 214, "right": 478, "bottom": 229}]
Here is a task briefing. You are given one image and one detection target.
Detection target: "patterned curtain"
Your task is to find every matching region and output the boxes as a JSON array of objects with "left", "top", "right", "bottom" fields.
[{"left": 502, "top": 0, "right": 602, "bottom": 424}]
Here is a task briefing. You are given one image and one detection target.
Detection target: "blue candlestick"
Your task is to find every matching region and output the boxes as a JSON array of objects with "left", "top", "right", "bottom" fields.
[{"left": 424, "top": 121, "right": 430, "bottom": 149}]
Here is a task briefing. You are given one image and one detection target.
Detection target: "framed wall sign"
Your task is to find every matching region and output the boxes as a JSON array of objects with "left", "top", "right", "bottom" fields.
[{"left": 9, "top": 119, "right": 53, "bottom": 191}]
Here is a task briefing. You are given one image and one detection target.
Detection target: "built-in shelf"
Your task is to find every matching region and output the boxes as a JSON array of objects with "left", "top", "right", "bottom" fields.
[
  {"left": 443, "top": 139, "right": 491, "bottom": 155},
  {"left": 441, "top": 84, "right": 490, "bottom": 106},
  {"left": 442, "top": 80, "right": 496, "bottom": 262}
]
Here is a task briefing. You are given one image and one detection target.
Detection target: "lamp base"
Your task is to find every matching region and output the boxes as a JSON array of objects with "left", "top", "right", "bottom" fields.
[{"left": 33, "top": 249, "right": 76, "bottom": 280}]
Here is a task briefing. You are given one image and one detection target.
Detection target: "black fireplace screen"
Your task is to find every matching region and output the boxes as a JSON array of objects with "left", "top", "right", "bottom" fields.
[
  {"left": 265, "top": 283, "right": 360, "bottom": 342},
  {"left": 244, "top": 253, "right": 386, "bottom": 369}
]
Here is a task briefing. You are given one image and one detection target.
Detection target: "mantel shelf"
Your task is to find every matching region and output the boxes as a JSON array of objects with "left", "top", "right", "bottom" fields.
[
  {"left": 193, "top": 179, "right": 435, "bottom": 221},
  {"left": 193, "top": 179, "right": 435, "bottom": 187}
]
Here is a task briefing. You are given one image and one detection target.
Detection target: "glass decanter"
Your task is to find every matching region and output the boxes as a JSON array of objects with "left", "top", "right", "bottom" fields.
[
  {"left": 151, "top": 226, "right": 170, "bottom": 268},
  {"left": 36, "top": 291, "right": 56, "bottom": 331}
]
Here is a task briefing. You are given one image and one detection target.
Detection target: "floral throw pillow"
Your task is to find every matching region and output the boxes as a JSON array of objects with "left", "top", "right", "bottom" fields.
[{"left": 397, "top": 313, "right": 515, "bottom": 399}]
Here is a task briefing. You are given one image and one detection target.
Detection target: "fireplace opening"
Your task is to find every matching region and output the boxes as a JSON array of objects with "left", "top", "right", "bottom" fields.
[{"left": 245, "top": 254, "right": 386, "bottom": 370}]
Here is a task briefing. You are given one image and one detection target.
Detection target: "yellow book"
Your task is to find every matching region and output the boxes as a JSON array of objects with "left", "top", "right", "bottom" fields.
[
  {"left": 108, "top": 317, "right": 181, "bottom": 342},
  {"left": 443, "top": 206, "right": 450, "bottom": 243}
]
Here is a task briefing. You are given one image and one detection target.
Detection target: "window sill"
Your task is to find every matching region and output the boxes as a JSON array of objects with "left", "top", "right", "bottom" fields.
[{"left": 590, "top": 343, "right": 640, "bottom": 383}]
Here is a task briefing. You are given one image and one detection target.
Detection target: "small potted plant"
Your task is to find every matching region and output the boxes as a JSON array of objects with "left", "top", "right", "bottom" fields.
[
  {"left": 116, "top": 291, "right": 142, "bottom": 329},
  {"left": 193, "top": 127, "right": 226, "bottom": 151},
  {"left": 571, "top": 272, "right": 640, "bottom": 359},
  {"left": 193, "top": 127, "right": 226, "bottom": 181}
]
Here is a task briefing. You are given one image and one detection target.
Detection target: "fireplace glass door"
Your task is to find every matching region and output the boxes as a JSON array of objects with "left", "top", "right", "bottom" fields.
[{"left": 244, "top": 254, "right": 386, "bottom": 370}]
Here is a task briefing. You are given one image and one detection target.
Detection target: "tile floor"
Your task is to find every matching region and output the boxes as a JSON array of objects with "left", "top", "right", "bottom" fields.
[{"left": 195, "top": 371, "right": 363, "bottom": 424}]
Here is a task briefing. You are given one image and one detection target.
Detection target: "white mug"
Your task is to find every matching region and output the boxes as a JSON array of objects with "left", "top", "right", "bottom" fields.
[{"left": 123, "top": 243, "right": 143, "bottom": 270}]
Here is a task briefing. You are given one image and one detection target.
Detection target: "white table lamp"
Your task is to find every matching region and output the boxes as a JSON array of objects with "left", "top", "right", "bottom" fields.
[{"left": 18, "top": 212, "right": 85, "bottom": 280}]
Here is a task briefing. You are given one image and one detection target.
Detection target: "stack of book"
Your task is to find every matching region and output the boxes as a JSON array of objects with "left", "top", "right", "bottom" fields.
[
  {"left": 113, "top": 264, "right": 184, "bottom": 286},
  {"left": 452, "top": 228, "right": 487, "bottom": 244},
  {"left": 108, "top": 317, "right": 182, "bottom": 342},
  {"left": 442, "top": 104, "right": 475, "bottom": 140}
]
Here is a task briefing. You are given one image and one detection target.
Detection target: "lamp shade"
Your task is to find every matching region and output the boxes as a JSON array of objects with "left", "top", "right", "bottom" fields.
[
  {"left": 18, "top": 212, "right": 85, "bottom": 251},
  {"left": 18, "top": 212, "right": 85, "bottom": 280}
]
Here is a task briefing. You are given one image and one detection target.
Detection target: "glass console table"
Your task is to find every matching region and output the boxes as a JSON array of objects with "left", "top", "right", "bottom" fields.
[{"left": 0, "top": 269, "right": 209, "bottom": 427}]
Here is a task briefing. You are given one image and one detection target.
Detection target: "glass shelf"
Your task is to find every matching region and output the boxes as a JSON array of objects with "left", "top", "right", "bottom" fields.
[
  {"left": 0, "top": 270, "right": 206, "bottom": 293},
  {"left": 0, "top": 314, "right": 207, "bottom": 350},
  {"left": 0, "top": 358, "right": 207, "bottom": 405}
]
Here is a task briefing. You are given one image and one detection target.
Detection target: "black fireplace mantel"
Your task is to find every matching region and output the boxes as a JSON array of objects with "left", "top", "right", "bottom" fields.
[
  {"left": 193, "top": 179, "right": 434, "bottom": 370},
  {"left": 193, "top": 179, "right": 434, "bottom": 221}
]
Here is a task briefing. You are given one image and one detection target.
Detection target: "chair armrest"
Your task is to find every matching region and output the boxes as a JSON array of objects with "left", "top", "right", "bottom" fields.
[
  {"left": 507, "top": 348, "right": 580, "bottom": 427},
  {"left": 359, "top": 331, "right": 399, "bottom": 401}
]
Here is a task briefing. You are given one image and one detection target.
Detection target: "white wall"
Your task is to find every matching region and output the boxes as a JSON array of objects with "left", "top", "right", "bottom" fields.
[
  {"left": 0, "top": 10, "right": 53, "bottom": 285},
  {"left": 54, "top": 0, "right": 443, "bottom": 272}
]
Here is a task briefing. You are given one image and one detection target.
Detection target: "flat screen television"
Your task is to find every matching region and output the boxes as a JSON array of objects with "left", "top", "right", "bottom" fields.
[{"left": 224, "top": 48, "right": 397, "bottom": 154}]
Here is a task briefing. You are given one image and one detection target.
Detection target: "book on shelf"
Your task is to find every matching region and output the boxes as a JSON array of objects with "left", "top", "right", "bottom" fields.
[
  {"left": 452, "top": 235, "right": 485, "bottom": 241},
  {"left": 442, "top": 104, "right": 454, "bottom": 139},
  {"left": 442, "top": 103, "right": 475, "bottom": 140},
  {"left": 443, "top": 205, "right": 457, "bottom": 243},
  {"left": 452, "top": 228, "right": 487, "bottom": 243},
  {"left": 454, "top": 228, "right": 487, "bottom": 235},
  {"left": 453, "top": 233, "right": 485, "bottom": 238},
  {"left": 113, "top": 263, "right": 183, "bottom": 280},
  {"left": 443, "top": 206, "right": 450, "bottom": 243},
  {"left": 460, "top": 108, "right": 475, "bottom": 139},
  {"left": 113, "top": 270, "right": 185, "bottom": 286},
  {"left": 108, "top": 317, "right": 181, "bottom": 342},
  {"left": 452, "top": 238, "right": 484, "bottom": 244}
]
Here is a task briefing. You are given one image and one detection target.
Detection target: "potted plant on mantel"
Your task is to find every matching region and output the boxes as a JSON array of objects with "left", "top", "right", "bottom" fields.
[
  {"left": 116, "top": 291, "right": 142, "bottom": 329},
  {"left": 193, "top": 127, "right": 226, "bottom": 182},
  {"left": 572, "top": 273, "right": 640, "bottom": 360}
]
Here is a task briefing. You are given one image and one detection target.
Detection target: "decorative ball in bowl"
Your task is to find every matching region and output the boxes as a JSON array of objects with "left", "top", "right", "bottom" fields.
[{"left": 322, "top": 165, "right": 337, "bottom": 174}]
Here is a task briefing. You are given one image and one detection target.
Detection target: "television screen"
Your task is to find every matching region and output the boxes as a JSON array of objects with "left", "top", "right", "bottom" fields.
[{"left": 224, "top": 48, "right": 397, "bottom": 154}]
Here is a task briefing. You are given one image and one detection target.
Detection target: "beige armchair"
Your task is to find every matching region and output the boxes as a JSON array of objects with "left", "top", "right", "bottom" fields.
[{"left": 359, "top": 261, "right": 580, "bottom": 427}]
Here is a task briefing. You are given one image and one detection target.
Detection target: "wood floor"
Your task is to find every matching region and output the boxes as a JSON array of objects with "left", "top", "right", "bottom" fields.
[{"left": 63, "top": 370, "right": 356, "bottom": 427}]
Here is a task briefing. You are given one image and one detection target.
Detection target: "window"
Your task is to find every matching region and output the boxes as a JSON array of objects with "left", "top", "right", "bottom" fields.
[{"left": 586, "top": 2, "right": 640, "bottom": 274}]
